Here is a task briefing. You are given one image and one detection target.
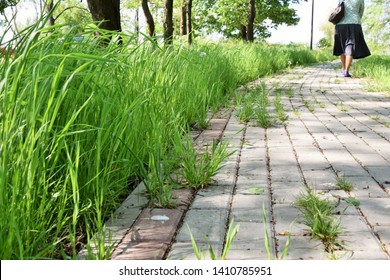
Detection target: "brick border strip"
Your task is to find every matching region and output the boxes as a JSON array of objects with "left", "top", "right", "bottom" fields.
[{"left": 78, "top": 108, "right": 233, "bottom": 260}]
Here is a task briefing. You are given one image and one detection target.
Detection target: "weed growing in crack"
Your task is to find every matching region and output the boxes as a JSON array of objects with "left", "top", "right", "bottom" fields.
[
  {"left": 274, "top": 87, "right": 284, "bottom": 95},
  {"left": 369, "top": 115, "right": 390, "bottom": 128},
  {"left": 187, "top": 219, "right": 239, "bottom": 260},
  {"left": 337, "top": 102, "right": 349, "bottom": 112},
  {"left": 336, "top": 175, "right": 353, "bottom": 192},
  {"left": 293, "top": 109, "right": 301, "bottom": 117},
  {"left": 238, "top": 99, "right": 255, "bottom": 123},
  {"left": 255, "top": 108, "right": 272, "bottom": 128},
  {"left": 188, "top": 203, "right": 291, "bottom": 260},
  {"left": 237, "top": 83, "right": 290, "bottom": 128},
  {"left": 317, "top": 102, "right": 326, "bottom": 108},
  {"left": 263, "top": 202, "right": 291, "bottom": 260},
  {"left": 274, "top": 94, "right": 289, "bottom": 123},
  {"left": 145, "top": 154, "right": 175, "bottom": 208},
  {"left": 176, "top": 134, "right": 235, "bottom": 189},
  {"left": 295, "top": 188, "right": 343, "bottom": 254},
  {"left": 234, "top": 91, "right": 245, "bottom": 107},
  {"left": 236, "top": 84, "right": 273, "bottom": 128},
  {"left": 255, "top": 87, "right": 272, "bottom": 128},
  {"left": 302, "top": 100, "right": 315, "bottom": 112},
  {"left": 318, "top": 89, "right": 327, "bottom": 94},
  {"left": 370, "top": 115, "right": 381, "bottom": 122},
  {"left": 285, "top": 87, "right": 295, "bottom": 98}
]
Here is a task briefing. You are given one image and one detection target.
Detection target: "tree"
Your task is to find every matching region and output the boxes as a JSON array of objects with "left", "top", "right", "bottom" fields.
[
  {"left": 246, "top": 0, "right": 255, "bottom": 41},
  {"left": 193, "top": 0, "right": 306, "bottom": 41},
  {"left": 86, "top": 0, "right": 121, "bottom": 32},
  {"left": 318, "top": 19, "right": 334, "bottom": 48},
  {"left": 187, "top": 0, "right": 192, "bottom": 44},
  {"left": 56, "top": 1, "right": 91, "bottom": 32},
  {"left": 141, "top": 0, "right": 156, "bottom": 38},
  {"left": 163, "top": 0, "right": 173, "bottom": 46},
  {"left": 0, "top": 0, "right": 18, "bottom": 13},
  {"left": 1, "top": 1, "right": 90, "bottom": 30},
  {"left": 363, "top": 0, "right": 390, "bottom": 53},
  {"left": 44, "top": 0, "right": 55, "bottom": 25},
  {"left": 1, "top": 2, "right": 20, "bottom": 38},
  {"left": 180, "top": 0, "right": 186, "bottom": 36},
  {"left": 177, "top": 0, "right": 193, "bottom": 44}
]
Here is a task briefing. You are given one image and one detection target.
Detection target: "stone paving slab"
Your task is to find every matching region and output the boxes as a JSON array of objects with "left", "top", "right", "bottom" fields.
[
  {"left": 273, "top": 204, "right": 308, "bottom": 235},
  {"left": 174, "top": 209, "right": 228, "bottom": 243},
  {"left": 271, "top": 181, "right": 304, "bottom": 204},
  {"left": 358, "top": 198, "right": 390, "bottom": 226},
  {"left": 167, "top": 241, "right": 223, "bottom": 260},
  {"left": 345, "top": 175, "right": 388, "bottom": 198},
  {"left": 225, "top": 239, "right": 269, "bottom": 260},
  {"left": 375, "top": 226, "right": 390, "bottom": 249},
  {"left": 190, "top": 185, "right": 233, "bottom": 209},
  {"left": 230, "top": 194, "right": 268, "bottom": 223}
]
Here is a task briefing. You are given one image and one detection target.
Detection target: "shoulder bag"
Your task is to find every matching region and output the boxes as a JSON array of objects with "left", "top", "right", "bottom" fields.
[{"left": 328, "top": 1, "right": 345, "bottom": 25}]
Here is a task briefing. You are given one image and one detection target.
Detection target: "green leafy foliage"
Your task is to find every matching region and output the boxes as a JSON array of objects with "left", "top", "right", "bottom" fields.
[
  {"left": 0, "top": 0, "right": 18, "bottom": 13},
  {"left": 363, "top": 0, "right": 390, "bottom": 54},
  {"left": 193, "top": 0, "right": 305, "bottom": 40}
]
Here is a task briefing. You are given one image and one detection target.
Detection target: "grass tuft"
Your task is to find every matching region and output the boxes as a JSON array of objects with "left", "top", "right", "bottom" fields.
[
  {"left": 336, "top": 175, "right": 354, "bottom": 192},
  {"left": 295, "top": 188, "right": 343, "bottom": 253}
]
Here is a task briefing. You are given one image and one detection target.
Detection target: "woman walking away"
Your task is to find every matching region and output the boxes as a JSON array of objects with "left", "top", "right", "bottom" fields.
[{"left": 333, "top": 0, "right": 371, "bottom": 77}]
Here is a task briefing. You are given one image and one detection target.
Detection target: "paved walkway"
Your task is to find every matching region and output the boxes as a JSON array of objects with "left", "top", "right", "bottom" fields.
[
  {"left": 81, "top": 62, "right": 390, "bottom": 260},
  {"left": 167, "top": 62, "right": 390, "bottom": 260}
]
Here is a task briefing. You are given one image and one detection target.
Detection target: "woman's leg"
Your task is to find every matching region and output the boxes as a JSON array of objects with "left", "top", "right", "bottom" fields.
[
  {"left": 343, "top": 44, "right": 354, "bottom": 77},
  {"left": 345, "top": 55, "right": 353, "bottom": 73},
  {"left": 340, "top": 54, "right": 353, "bottom": 77},
  {"left": 340, "top": 54, "right": 346, "bottom": 71}
]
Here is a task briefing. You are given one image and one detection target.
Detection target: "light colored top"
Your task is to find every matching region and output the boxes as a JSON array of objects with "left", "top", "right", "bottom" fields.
[{"left": 337, "top": 0, "right": 365, "bottom": 25}]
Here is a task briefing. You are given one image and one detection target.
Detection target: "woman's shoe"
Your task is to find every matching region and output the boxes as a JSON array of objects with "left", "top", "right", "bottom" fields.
[{"left": 344, "top": 71, "right": 352, "bottom": 77}]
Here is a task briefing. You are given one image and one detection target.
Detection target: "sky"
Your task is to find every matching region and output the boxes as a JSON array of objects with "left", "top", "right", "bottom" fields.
[{"left": 268, "top": 0, "right": 338, "bottom": 45}]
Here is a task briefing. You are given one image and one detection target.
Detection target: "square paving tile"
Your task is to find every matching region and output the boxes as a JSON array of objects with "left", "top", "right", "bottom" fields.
[
  {"left": 175, "top": 209, "right": 228, "bottom": 243},
  {"left": 167, "top": 241, "right": 222, "bottom": 260},
  {"left": 358, "top": 197, "right": 390, "bottom": 226}
]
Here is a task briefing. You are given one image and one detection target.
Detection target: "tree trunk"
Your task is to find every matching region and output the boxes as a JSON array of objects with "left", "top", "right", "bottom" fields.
[
  {"left": 135, "top": 8, "right": 139, "bottom": 38},
  {"left": 163, "top": 0, "right": 174, "bottom": 46},
  {"left": 141, "top": 0, "right": 156, "bottom": 38},
  {"left": 180, "top": 4, "right": 187, "bottom": 36},
  {"left": 246, "top": 0, "right": 256, "bottom": 42},
  {"left": 45, "top": 0, "right": 55, "bottom": 26},
  {"left": 86, "top": 0, "right": 121, "bottom": 32},
  {"left": 187, "top": 0, "right": 193, "bottom": 45},
  {"left": 240, "top": 25, "right": 247, "bottom": 41}
]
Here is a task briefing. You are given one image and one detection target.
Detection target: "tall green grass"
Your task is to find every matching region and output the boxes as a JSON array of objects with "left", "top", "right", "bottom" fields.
[
  {"left": 354, "top": 55, "right": 390, "bottom": 93},
  {"left": 0, "top": 20, "right": 332, "bottom": 259}
]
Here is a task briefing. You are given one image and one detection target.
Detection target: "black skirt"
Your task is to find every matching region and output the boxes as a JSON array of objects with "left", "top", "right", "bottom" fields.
[{"left": 333, "top": 24, "right": 371, "bottom": 59}]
